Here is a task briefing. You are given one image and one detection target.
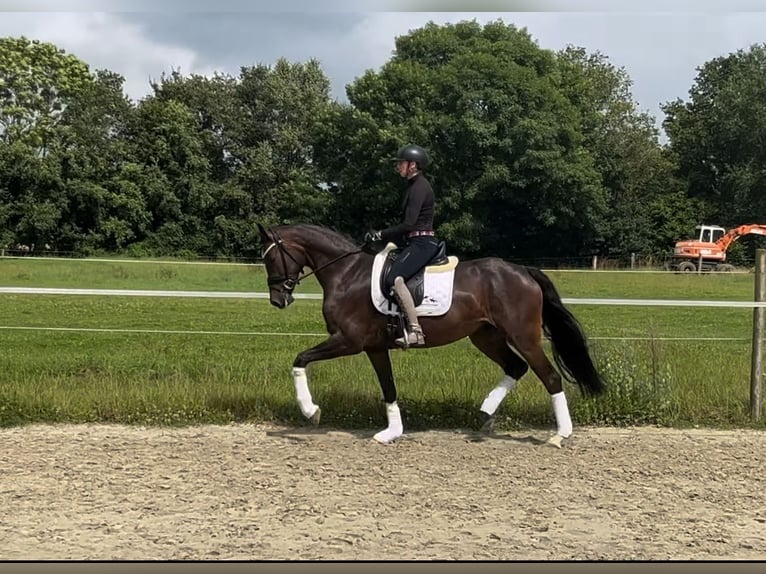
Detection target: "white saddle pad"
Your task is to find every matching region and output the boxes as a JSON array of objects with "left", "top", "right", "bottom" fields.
[{"left": 370, "top": 242, "right": 458, "bottom": 317}]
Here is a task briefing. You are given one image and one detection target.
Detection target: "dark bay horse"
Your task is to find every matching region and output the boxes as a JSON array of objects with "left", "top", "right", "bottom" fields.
[{"left": 257, "top": 222, "right": 606, "bottom": 446}]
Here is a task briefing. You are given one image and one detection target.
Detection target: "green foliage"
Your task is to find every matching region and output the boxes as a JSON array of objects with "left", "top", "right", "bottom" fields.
[
  {"left": 0, "top": 36, "right": 92, "bottom": 147},
  {"left": 234, "top": 59, "right": 334, "bottom": 228},
  {"left": 575, "top": 341, "right": 674, "bottom": 425},
  {"left": 337, "top": 20, "right": 609, "bottom": 259},
  {"left": 557, "top": 47, "right": 703, "bottom": 259},
  {"left": 663, "top": 44, "right": 766, "bottom": 227},
  {"left": 2, "top": 27, "right": 766, "bottom": 268}
]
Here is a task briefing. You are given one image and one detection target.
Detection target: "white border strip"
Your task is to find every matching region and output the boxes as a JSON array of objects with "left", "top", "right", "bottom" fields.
[
  {"left": 0, "top": 255, "right": 257, "bottom": 266},
  {"left": 0, "top": 326, "right": 324, "bottom": 336},
  {"left": 1, "top": 287, "right": 765, "bottom": 307},
  {"left": 0, "top": 287, "right": 306, "bottom": 298}
]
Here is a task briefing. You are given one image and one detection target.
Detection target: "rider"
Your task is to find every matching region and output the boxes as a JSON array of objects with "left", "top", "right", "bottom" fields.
[{"left": 364, "top": 144, "right": 440, "bottom": 347}]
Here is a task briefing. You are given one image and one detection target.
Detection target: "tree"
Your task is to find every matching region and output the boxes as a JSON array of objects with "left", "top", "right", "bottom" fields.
[
  {"left": 0, "top": 36, "right": 91, "bottom": 151},
  {"left": 663, "top": 44, "right": 766, "bottom": 227},
  {"left": 0, "top": 37, "right": 97, "bottom": 251},
  {"left": 234, "top": 58, "right": 334, "bottom": 229},
  {"left": 328, "top": 19, "right": 608, "bottom": 260},
  {"left": 53, "top": 69, "right": 144, "bottom": 252},
  {"left": 557, "top": 46, "right": 700, "bottom": 259},
  {"left": 0, "top": 138, "right": 62, "bottom": 249},
  {"left": 150, "top": 71, "right": 241, "bottom": 184},
  {"left": 128, "top": 96, "right": 214, "bottom": 254}
]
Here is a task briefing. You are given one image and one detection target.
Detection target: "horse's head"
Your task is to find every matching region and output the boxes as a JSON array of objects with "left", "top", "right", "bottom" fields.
[{"left": 257, "top": 223, "right": 307, "bottom": 309}]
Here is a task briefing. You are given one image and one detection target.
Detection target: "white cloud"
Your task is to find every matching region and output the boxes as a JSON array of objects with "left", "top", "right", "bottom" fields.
[
  {"left": 0, "top": 12, "right": 217, "bottom": 101},
  {"left": 4, "top": 8, "right": 766, "bottom": 129}
]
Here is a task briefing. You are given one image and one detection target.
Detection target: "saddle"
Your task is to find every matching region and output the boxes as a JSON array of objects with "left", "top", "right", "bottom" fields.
[
  {"left": 380, "top": 241, "right": 450, "bottom": 307},
  {"left": 369, "top": 241, "right": 459, "bottom": 344}
]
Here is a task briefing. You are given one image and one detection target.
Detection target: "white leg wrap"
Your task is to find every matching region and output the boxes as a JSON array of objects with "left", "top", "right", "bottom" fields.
[
  {"left": 373, "top": 401, "right": 403, "bottom": 444},
  {"left": 551, "top": 391, "right": 573, "bottom": 438},
  {"left": 480, "top": 375, "right": 517, "bottom": 416},
  {"left": 292, "top": 367, "right": 319, "bottom": 419}
]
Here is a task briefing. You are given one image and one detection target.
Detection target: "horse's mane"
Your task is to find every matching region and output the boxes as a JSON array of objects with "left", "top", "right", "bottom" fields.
[{"left": 278, "top": 223, "right": 360, "bottom": 251}]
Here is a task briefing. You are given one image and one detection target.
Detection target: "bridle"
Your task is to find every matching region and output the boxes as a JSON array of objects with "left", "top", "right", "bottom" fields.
[{"left": 262, "top": 228, "right": 362, "bottom": 293}]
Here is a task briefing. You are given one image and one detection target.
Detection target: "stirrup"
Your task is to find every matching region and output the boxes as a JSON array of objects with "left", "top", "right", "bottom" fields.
[{"left": 395, "top": 326, "right": 425, "bottom": 349}]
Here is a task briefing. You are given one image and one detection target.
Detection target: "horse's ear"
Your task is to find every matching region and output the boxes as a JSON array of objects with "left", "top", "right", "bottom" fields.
[{"left": 257, "top": 222, "right": 270, "bottom": 242}]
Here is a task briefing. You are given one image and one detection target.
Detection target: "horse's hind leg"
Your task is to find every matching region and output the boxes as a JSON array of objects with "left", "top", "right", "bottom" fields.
[
  {"left": 509, "top": 331, "right": 573, "bottom": 447},
  {"left": 469, "top": 324, "right": 529, "bottom": 433}
]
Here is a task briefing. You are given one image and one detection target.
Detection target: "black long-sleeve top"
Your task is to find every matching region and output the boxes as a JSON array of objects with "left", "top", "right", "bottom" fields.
[{"left": 379, "top": 173, "right": 435, "bottom": 243}]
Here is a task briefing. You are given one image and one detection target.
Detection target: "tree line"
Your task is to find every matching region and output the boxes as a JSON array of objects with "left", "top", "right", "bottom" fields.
[{"left": 2, "top": 20, "right": 766, "bottom": 265}]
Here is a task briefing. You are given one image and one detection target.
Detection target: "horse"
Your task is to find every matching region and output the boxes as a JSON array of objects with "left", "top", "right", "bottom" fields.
[{"left": 256, "top": 222, "right": 606, "bottom": 446}]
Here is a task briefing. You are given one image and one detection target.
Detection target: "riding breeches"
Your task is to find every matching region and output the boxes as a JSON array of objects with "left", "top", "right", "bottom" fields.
[{"left": 383, "top": 236, "right": 441, "bottom": 295}]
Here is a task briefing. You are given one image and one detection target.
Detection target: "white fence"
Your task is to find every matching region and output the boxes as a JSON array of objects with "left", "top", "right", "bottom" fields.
[
  {"left": 2, "top": 250, "right": 764, "bottom": 421},
  {"left": 3, "top": 286, "right": 766, "bottom": 308}
]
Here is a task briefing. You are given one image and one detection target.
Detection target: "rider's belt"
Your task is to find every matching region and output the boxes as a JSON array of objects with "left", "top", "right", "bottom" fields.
[{"left": 407, "top": 230, "right": 435, "bottom": 238}]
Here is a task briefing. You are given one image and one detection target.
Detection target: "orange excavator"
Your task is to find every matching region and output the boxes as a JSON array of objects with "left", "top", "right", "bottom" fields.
[{"left": 670, "top": 224, "right": 766, "bottom": 272}]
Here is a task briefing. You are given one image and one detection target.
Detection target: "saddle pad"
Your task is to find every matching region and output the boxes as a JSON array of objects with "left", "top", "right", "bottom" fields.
[{"left": 370, "top": 243, "right": 458, "bottom": 317}]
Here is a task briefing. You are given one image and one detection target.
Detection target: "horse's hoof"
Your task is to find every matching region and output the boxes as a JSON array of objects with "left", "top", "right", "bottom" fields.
[
  {"left": 546, "top": 433, "right": 566, "bottom": 449},
  {"left": 479, "top": 413, "right": 495, "bottom": 434},
  {"left": 372, "top": 429, "right": 403, "bottom": 444},
  {"left": 309, "top": 407, "right": 321, "bottom": 426}
]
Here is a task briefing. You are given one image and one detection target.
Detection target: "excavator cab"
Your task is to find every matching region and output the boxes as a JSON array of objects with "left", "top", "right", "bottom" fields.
[{"left": 695, "top": 225, "right": 726, "bottom": 244}]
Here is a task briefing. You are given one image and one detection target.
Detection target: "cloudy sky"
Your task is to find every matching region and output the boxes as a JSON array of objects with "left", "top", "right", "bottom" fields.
[{"left": 2, "top": 0, "right": 766, "bottom": 136}]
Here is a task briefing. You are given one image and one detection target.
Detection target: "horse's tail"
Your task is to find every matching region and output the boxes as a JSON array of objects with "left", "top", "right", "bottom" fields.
[{"left": 525, "top": 266, "right": 606, "bottom": 397}]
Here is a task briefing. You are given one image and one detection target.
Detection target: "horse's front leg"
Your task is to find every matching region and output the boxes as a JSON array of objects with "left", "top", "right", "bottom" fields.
[
  {"left": 292, "top": 333, "right": 361, "bottom": 425},
  {"left": 366, "top": 350, "right": 403, "bottom": 444}
]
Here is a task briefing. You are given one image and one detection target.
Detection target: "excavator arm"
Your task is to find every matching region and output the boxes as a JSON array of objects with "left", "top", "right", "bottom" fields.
[{"left": 716, "top": 224, "right": 766, "bottom": 251}]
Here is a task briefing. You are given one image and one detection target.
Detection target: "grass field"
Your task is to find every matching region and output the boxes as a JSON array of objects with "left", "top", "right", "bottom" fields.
[{"left": 0, "top": 256, "right": 763, "bottom": 430}]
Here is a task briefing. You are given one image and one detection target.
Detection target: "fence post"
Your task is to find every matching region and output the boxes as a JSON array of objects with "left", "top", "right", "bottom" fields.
[
  {"left": 631, "top": 253, "right": 636, "bottom": 269},
  {"left": 750, "top": 249, "right": 765, "bottom": 421},
  {"left": 592, "top": 255, "right": 597, "bottom": 270}
]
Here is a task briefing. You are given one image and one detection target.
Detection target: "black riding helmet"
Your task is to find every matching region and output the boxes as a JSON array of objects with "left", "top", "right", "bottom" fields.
[{"left": 396, "top": 144, "right": 431, "bottom": 169}]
